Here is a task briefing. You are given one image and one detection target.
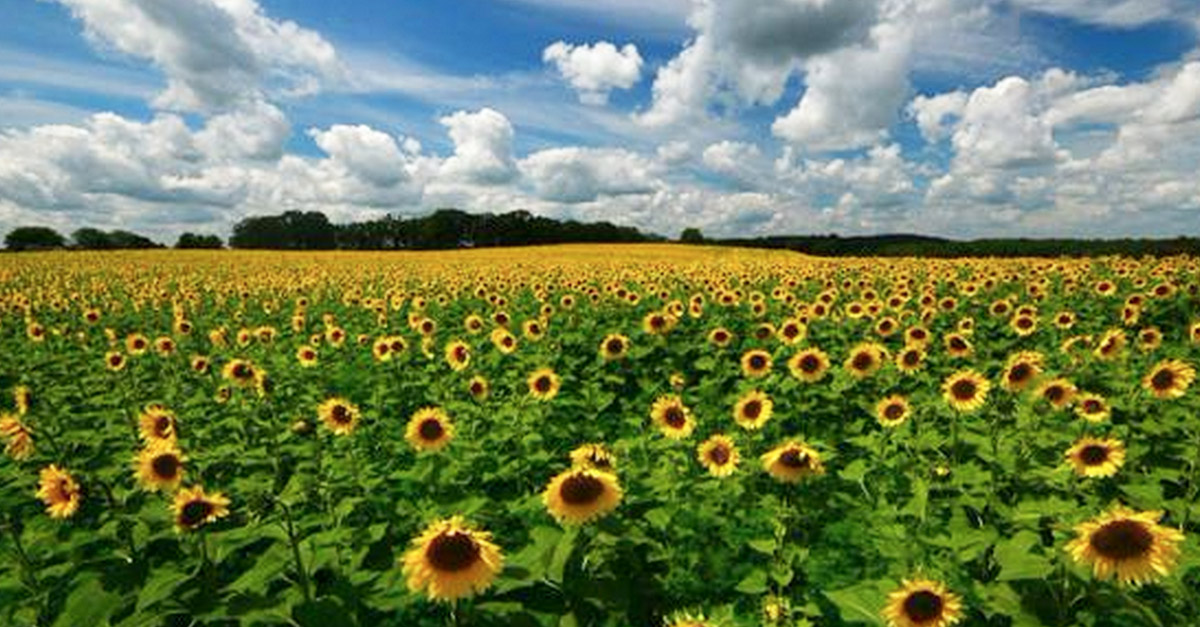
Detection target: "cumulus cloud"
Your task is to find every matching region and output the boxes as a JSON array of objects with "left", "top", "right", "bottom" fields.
[
  {"left": 438, "top": 108, "right": 518, "bottom": 185},
  {"left": 520, "top": 147, "right": 661, "bottom": 202},
  {"left": 543, "top": 41, "right": 643, "bottom": 105},
  {"left": 53, "top": 0, "right": 340, "bottom": 112},
  {"left": 1006, "top": 0, "right": 1189, "bottom": 28}
]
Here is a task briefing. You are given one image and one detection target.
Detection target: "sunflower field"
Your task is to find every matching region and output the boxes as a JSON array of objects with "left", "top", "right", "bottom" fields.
[{"left": 1, "top": 245, "right": 1199, "bottom": 627}]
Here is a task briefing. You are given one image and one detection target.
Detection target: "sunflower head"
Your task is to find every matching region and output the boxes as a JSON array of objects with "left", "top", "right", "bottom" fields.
[
  {"left": 296, "top": 345, "right": 319, "bottom": 367},
  {"left": 135, "top": 442, "right": 186, "bottom": 492},
  {"left": 104, "top": 351, "right": 127, "bottom": 372},
  {"left": 543, "top": 467, "right": 623, "bottom": 525},
  {"left": 318, "top": 397, "right": 361, "bottom": 436},
  {"left": 405, "top": 407, "right": 454, "bottom": 452},
  {"left": 1066, "top": 437, "right": 1125, "bottom": 478},
  {"left": 1001, "top": 352, "right": 1043, "bottom": 391},
  {"left": 599, "top": 333, "right": 630, "bottom": 360},
  {"left": 882, "top": 578, "right": 964, "bottom": 627},
  {"left": 845, "top": 343, "right": 886, "bottom": 378},
  {"left": 36, "top": 464, "right": 82, "bottom": 519},
  {"left": 651, "top": 395, "right": 695, "bottom": 439},
  {"left": 1036, "top": 378, "right": 1077, "bottom": 409},
  {"left": 1066, "top": 507, "right": 1185, "bottom": 586},
  {"left": 139, "top": 406, "right": 178, "bottom": 444},
  {"left": 1142, "top": 359, "right": 1195, "bottom": 400},
  {"left": 788, "top": 348, "right": 830, "bottom": 382},
  {"left": 696, "top": 434, "right": 739, "bottom": 477},
  {"left": 401, "top": 516, "right": 503, "bottom": 601},
  {"left": 1073, "top": 392, "right": 1111, "bottom": 423},
  {"left": 172, "top": 485, "right": 230, "bottom": 532},
  {"left": 876, "top": 395, "right": 911, "bottom": 428},
  {"left": 708, "top": 327, "right": 734, "bottom": 348},
  {"left": 762, "top": 441, "right": 824, "bottom": 483},
  {"left": 570, "top": 443, "right": 616, "bottom": 471},
  {"left": 527, "top": 368, "right": 561, "bottom": 400},
  {"left": 467, "top": 375, "right": 490, "bottom": 401},
  {"left": 895, "top": 346, "right": 926, "bottom": 373},
  {"left": 444, "top": 340, "right": 471, "bottom": 371},
  {"left": 732, "top": 389, "right": 773, "bottom": 430},
  {"left": 942, "top": 370, "right": 990, "bottom": 413}
]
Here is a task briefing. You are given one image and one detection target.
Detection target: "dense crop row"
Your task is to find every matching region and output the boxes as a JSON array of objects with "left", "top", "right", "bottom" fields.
[{"left": 1, "top": 245, "right": 1198, "bottom": 626}]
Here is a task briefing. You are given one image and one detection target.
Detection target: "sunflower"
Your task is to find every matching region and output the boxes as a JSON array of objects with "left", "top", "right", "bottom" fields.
[
  {"left": 1137, "top": 327, "right": 1162, "bottom": 352},
  {"left": 664, "top": 611, "right": 717, "bottom": 627},
  {"left": 876, "top": 395, "right": 911, "bottom": 428},
  {"left": 570, "top": 443, "right": 617, "bottom": 471},
  {"left": 1000, "top": 351, "right": 1043, "bottom": 392},
  {"left": 1036, "top": 378, "right": 1077, "bottom": 409},
  {"left": 1, "top": 413, "right": 34, "bottom": 460},
  {"left": 172, "top": 485, "right": 230, "bottom": 532},
  {"left": 1073, "top": 392, "right": 1111, "bottom": 423},
  {"left": 467, "top": 375, "right": 490, "bottom": 401},
  {"left": 405, "top": 407, "right": 454, "bottom": 452},
  {"left": 788, "top": 347, "right": 830, "bottom": 383},
  {"left": 490, "top": 327, "right": 518, "bottom": 354},
  {"left": 708, "top": 327, "right": 734, "bottom": 348},
  {"left": 372, "top": 337, "right": 394, "bottom": 362},
  {"left": 1092, "top": 328, "right": 1126, "bottom": 361},
  {"left": 777, "top": 319, "right": 806, "bottom": 345},
  {"left": 1066, "top": 507, "right": 1184, "bottom": 586},
  {"left": 943, "top": 333, "right": 973, "bottom": 358},
  {"left": 221, "top": 359, "right": 257, "bottom": 386},
  {"left": 696, "top": 434, "right": 739, "bottom": 477},
  {"left": 845, "top": 343, "right": 886, "bottom": 378},
  {"left": 761, "top": 441, "right": 824, "bottom": 483},
  {"left": 190, "top": 355, "right": 211, "bottom": 374},
  {"left": 139, "top": 406, "right": 178, "bottom": 444},
  {"left": 1009, "top": 314, "right": 1037, "bottom": 337},
  {"left": 1065, "top": 437, "right": 1125, "bottom": 478},
  {"left": 882, "top": 578, "right": 964, "bottom": 627},
  {"left": 135, "top": 443, "right": 186, "bottom": 492},
  {"left": 650, "top": 395, "right": 695, "bottom": 439},
  {"left": 125, "top": 333, "right": 149, "bottom": 355},
  {"left": 104, "top": 351, "right": 127, "bottom": 372},
  {"left": 895, "top": 345, "right": 926, "bottom": 373},
  {"left": 1190, "top": 321, "right": 1200, "bottom": 345},
  {"left": 36, "top": 465, "right": 82, "bottom": 519},
  {"left": 543, "top": 467, "right": 623, "bottom": 525},
  {"left": 13, "top": 385, "right": 30, "bottom": 415},
  {"left": 642, "top": 311, "right": 677, "bottom": 335},
  {"left": 599, "top": 333, "right": 630, "bottom": 361},
  {"left": 444, "top": 340, "right": 471, "bottom": 371},
  {"left": 904, "top": 326, "right": 931, "bottom": 346},
  {"left": 296, "top": 345, "right": 318, "bottom": 368},
  {"left": 318, "top": 397, "right": 361, "bottom": 436},
  {"left": 732, "top": 389, "right": 773, "bottom": 430},
  {"left": 527, "top": 367, "right": 561, "bottom": 401},
  {"left": 154, "top": 336, "right": 176, "bottom": 357},
  {"left": 401, "top": 516, "right": 503, "bottom": 601},
  {"left": 1141, "top": 359, "right": 1195, "bottom": 399},
  {"left": 741, "top": 349, "right": 773, "bottom": 378},
  {"left": 941, "top": 370, "right": 990, "bottom": 413}
]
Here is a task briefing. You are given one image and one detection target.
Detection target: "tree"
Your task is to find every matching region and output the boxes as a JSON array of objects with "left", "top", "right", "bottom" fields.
[
  {"left": 176, "top": 233, "right": 224, "bottom": 249},
  {"left": 680, "top": 228, "right": 704, "bottom": 244},
  {"left": 105, "top": 230, "right": 160, "bottom": 249},
  {"left": 5, "top": 226, "right": 66, "bottom": 251},
  {"left": 72, "top": 227, "right": 112, "bottom": 249}
]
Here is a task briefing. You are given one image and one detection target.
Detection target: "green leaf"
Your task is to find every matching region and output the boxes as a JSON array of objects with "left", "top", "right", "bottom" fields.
[
  {"left": 994, "top": 531, "right": 1053, "bottom": 581},
  {"left": 824, "top": 581, "right": 889, "bottom": 625},
  {"left": 136, "top": 568, "right": 191, "bottom": 611},
  {"left": 735, "top": 569, "right": 769, "bottom": 594},
  {"left": 53, "top": 576, "right": 122, "bottom": 627},
  {"left": 748, "top": 538, "right": 776, "bottom": 555}
]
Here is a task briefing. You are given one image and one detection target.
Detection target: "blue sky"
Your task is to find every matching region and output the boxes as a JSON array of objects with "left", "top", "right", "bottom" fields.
[{"left": 2, "top": 0, "right": 1199, "bottom": 241}]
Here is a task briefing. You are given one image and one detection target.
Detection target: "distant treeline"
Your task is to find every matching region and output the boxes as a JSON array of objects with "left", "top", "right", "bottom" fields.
[
  {"left": 2, "top": 226, "right": 220, "bottom": 251},
  {"left": 713, "top": 234, "right": 1200, "bottom": 258},
  {"left": 229, "top": 209, "right": 657, "bottom": 250}
]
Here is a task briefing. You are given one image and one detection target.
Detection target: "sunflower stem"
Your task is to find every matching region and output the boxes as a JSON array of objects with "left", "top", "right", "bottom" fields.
[{"left": 280, "top": 501, "right": 312, "bottom": 604}]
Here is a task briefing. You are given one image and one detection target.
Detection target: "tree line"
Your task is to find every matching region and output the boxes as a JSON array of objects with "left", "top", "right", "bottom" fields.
[
  {"left": 712, "top": 233, "right": 1200, "bottom": 258},
  {"left": 3, "top": 227, "right": 221, "bottom": 251}
]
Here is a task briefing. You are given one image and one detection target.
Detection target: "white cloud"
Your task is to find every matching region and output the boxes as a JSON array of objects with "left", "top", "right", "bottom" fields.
[
  {"left": 1006, "top": 0, "right": 1190, "bottom": 28},
  {"left": 307, "top": 124, "right": 412, "bottom": 187},
  {"left": 195, "top": 100, "right": 290, "bottom": 161},
  {"left": 53, "top": 0, "right": 340, "bottom": 112},
  {"left": 908, "top": 91, "right": 967, "bottom": 142},
  {"left": 437, "top": 108, "right": 518, "bottom": 185},
  {"left": 520, "top": 147, "right": 661, "bottom": 202},
  {"left": 543, "top": 41, "right": 643, "bottom": 105}
]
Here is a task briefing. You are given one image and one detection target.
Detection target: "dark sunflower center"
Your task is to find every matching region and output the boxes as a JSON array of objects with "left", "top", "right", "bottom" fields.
[
  {"left": 109, "top": 355, "right": 123, "bottom": 366},
  {"left": 800, "top": 355, "right": 820, "bottom": 372},
  {"left": 755, "top": 327, "right": 771, "bottom": 339},
  {"left": 1079, "top": 444, "right": 1109, "bottom": 465},
  {"left": 742, "top": 400, "right": 762, "bottom": 419},
  {"left": 779, "top": 449, "right": 808, "bottom": 469},
  {"left": 453, "top": 346, "right": 467, "bottom": 361},
  {"left": 425, "top": 532, "right": 480, "bottom": 572},
  {"left": 880, "top": 321, "right": 893, "bottom": 332},
  {"left": 503, "top": 337, "right": 514, "bottom": 347},
  {"left": 134, "top": 339, "right": 145, "bottom": 349},
  {"left": 1083, "top": 399, "right": 1102, "bottom": 413},
  {"left": 903, "top": 351, "right": 920, "bottom": 366},
  {"left": 1150, "top": 369, "right": 1175, "bottom": 390},
  {"left": 1059, "top": 315, "right": 1070, "bottom": 324},
  {"left": 560, "top": 474, "right": 604, "bottom": 505},
  {"left": 233, "top": 364, "right": 251, "bottom": 379},
  {"left": 1089, "top": 519, "right": 1154, "bottom": 560},
  {"left": 180, "top": 500, "right": 213, "bottom": 526},
  {"left": 1009, "top": 363, "right": 1031, "bottom": 383},
  {"left": 535, "top": 376, "right": 552, "bottom": 393},
  {"left": 664, "top": 406, "right": 687, "bottom": 428},
  {"left": 470, "top": 382, "right": 484, "bottom": 395},
  {"left": 784, "top": 325, "right": 799, "bottom": 338},
  {"left": 1045, "top": 386, "right": 1065, "bottom": 403},
  {"left": 152, "top": 454, "right": 180, "bottom": 479},
  {"left": 650, "top": 316, "right": 664, "bottom": 329},
  {"left": 606, "top": 339, "right": 624, "bottom": 353},
  {"left": 714, "top": 331, "right": 728, "bottom": 342},
  {"left": 852, "top": 353, "right": 873, "bottom": 370},
  {"left": 303, "top": 350, "right": 314, "bottom": 359},
  {"left": 155, "top": 416, "right": 173, "bottom": 437},
  {"left": 884, "top": 403, "right": 905, "bottom": 421},
  {"left": 418, "top": 418, "right": 444, "bottom": 441},
  {"left": 903, "top": 590, "right": 944, "bottom": 622},
  {"left": 708, "top": 445, "right": 731, "bottom": 465},
  {"left": 1017, "top": 318, "right": 1033, "bottom": 329},
  {"left": 911, "top": 329, "right": 927, "bottom": 340},
  {"left": 331, "top": 405, "right": 352, "bottom": 424},
  {"left": 949, "top": 337, "right": 967, "bottom": 350},
  {"left": 951, "top": 379, "right": 977, "bottom": 400},
  {"left": 749, "top": 355, "right": 767, "bottom": 370}
]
